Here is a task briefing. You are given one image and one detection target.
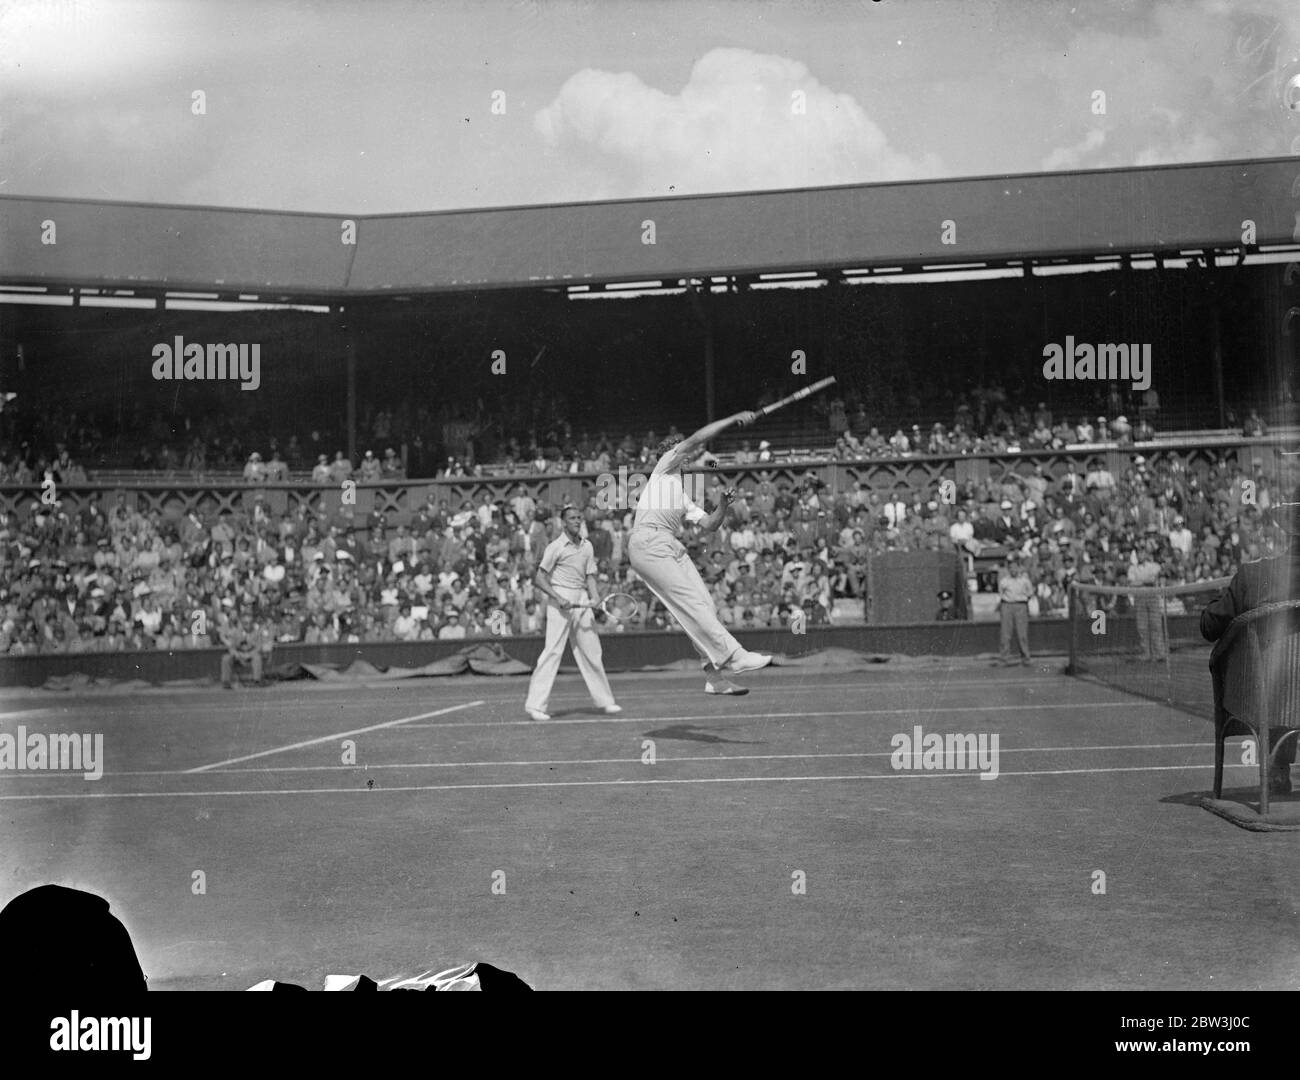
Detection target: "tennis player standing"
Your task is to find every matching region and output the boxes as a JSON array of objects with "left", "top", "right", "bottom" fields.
[
  {"left": 524, "top": 506, "right": 621, "bottom": 721},
  {"left": 629, "top": 411, "right": 773, "bottom": 695}
]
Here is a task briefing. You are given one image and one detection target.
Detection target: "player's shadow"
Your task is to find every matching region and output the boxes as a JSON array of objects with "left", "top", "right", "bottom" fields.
[
  {"left": 1161, "top": 789, "right": 1219, "bottom": 807},
  {"left": 1161, "top": 787, "right": 1300, "bottom": 807},
  {"left": 642, "top": 723, "right": 761, "bottom": 745},
  {"left": 546, "top": 707, "right": 620, "bottom": 719}
]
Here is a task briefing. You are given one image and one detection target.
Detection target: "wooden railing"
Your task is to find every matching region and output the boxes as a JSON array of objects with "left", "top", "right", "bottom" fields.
[{"left": 4, "top": 435, "right": 1291, "bottom": 524}]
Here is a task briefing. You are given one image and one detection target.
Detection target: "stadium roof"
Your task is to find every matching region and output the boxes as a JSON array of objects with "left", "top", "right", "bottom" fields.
[{"left": 0, "top": 157, "right": 1296, "bottom": 302}]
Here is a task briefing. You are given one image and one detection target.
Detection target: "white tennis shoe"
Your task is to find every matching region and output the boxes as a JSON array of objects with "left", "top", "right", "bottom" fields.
[
  {"left": 724, "top": 649, "right": 772, "bottom": 674},
  {"left": 525, "top": 708, "right": 550, "bottom": 721},
  {"left": 602, "top": 704, "right": 623, "bottom": 714}
]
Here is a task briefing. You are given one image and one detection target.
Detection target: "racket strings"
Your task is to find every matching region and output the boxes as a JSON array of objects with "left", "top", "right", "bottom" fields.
[{"left": 603, "top": 592, "right": 640, "bottom": 621}]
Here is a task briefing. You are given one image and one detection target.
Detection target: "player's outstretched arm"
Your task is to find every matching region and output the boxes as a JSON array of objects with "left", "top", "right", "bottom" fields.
[{"left": 676, "top": 411, "right": 759, "bottom": 459}]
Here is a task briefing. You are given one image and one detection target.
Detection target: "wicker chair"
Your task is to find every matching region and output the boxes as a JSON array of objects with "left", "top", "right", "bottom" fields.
[{"left": 1210, "top": 600, "right": 1300, "bottom": 815}]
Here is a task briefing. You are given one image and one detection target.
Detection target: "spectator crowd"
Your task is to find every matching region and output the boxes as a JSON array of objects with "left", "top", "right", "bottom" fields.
[
  {"left": 0, "top": 439, "right": 1291, "bottom": 657},
  {"left": 0, "top": 379, "right": 1280, "bottom": 486}
]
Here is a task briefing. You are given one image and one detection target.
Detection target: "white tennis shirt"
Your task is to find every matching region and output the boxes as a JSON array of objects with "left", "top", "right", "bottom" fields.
[
  {"left": 632, "top": 448, "right": 708, "bottom": 533},
  {"left": 539, "top": 533, "right": 597, "bottom": 590}
]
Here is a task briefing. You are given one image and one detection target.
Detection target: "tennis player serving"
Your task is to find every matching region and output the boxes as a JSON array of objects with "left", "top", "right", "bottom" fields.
[{"left": 628, "top": 409, "right": 773, "bottom": 695}]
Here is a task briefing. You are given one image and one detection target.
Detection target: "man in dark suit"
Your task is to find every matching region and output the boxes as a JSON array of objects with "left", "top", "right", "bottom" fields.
[
  {"left": 991, "top": 500, "right": 1021, "bottom": 545},
  {"left": 1201, "top": 496, "right": 1299, "bottom": 794}
]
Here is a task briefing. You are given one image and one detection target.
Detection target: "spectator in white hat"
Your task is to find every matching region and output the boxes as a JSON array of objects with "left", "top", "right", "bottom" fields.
[
  {"left": 993, "top": 500, "right": 1019, "bottom": 544},
  {"left": 359, "top": 450, "right": 382, "bottom": 482},
  {"left": 1019, "top": 500, "right": 1041, "bottom": 536},
  {"left": 1168, "top": 515, "right": 1193, "bottom": 556}
]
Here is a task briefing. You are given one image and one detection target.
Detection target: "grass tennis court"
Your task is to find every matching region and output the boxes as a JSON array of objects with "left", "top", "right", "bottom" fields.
[{"left": 3, "top": 660, "right": 1300, "bottom": 991}]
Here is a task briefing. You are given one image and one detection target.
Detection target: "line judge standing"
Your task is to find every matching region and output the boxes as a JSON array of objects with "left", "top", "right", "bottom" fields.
[
  {"left": 997, "top": 551, "right": 1034, "bottom": 666},
  {"left": 524, "top": 505, "right": 621, "bottom": 721}
]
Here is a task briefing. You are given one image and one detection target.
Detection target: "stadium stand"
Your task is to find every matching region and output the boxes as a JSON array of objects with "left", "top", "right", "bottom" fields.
[{"left": 1, "top": 416, "right": 1293, "bottom": 656}]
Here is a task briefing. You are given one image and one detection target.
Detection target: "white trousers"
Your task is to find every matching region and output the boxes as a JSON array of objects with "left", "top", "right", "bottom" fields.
[
  {"left": 628, "top": 526, "right": 742, "bottom": 669},
  {"left": 525, "top": 584, "right": 615, "bottom": 713}
]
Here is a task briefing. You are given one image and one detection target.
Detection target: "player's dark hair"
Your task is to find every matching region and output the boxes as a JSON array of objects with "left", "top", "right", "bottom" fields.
[{"left": 658, "top": 434, "right": 685, "bottom": 456}]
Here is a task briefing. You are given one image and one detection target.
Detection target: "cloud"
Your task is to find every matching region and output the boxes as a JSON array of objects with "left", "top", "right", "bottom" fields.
[
  {"left": 0, "top": 91, "right": 225, "bottom": 205},
  {"left": 534, "top": 47, "right": 944, "bottom": 198},
  {"left": 1037, "top": 0, "right": 1300, "bottom": 172},
  {"left": 1041, "top": 129, "right": 1108, "bottom": 172},
  {"left": 0, "top": 0, "right": 221, "bottom": 93}
]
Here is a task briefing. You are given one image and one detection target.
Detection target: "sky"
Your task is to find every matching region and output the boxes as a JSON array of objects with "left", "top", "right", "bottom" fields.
[{"left": 0, "top": 0, "right": 1297, "bottom": 214}]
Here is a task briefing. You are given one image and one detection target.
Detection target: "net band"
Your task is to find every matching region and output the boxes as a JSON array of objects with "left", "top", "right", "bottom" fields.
[
  {"left": 1067, "top": 577, "right": 1232, "bottom": 603},
  {"left": 1066, "top": 577, "right": 1233, "bottom": 719}
]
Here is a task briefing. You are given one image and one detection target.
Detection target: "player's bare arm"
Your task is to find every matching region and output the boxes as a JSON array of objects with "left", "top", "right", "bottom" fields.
[
  {"left": 533, "top": 567, "right": 572, "bottom": 612},
  {"left": 698, "top": 487, "right": 737, "bottom": 534},
  {"left": 674, "top": 411, "right": 759, "bottom": 461}
]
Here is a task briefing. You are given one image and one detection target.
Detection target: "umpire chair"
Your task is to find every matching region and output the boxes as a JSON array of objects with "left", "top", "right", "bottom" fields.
[{"left": 1210, "top": 600, "right": 1300, "bottom": 816}]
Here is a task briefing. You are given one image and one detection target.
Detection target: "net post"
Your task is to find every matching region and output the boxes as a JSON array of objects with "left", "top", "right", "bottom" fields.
[
  {"left": 1067, "top": 582, "right": 1078, "bottom": 676},
  {"left": 1161, "top": 585, "right": 1172, "bottom": 703}
]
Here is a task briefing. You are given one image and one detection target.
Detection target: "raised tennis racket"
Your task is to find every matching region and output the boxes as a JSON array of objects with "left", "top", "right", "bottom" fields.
[
  {"left": 573, "top": 592, "right": 640, "bottom": 624},
  {"left": 756, "top": 376, "right": 837, "bottom": 418}
]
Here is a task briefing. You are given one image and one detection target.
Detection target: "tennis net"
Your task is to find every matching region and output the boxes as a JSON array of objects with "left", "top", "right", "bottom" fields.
[{"left": 1066, "top": 577, "right": 1232, "bottom": 720}]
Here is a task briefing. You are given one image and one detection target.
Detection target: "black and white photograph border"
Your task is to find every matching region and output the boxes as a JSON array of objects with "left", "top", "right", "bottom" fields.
[{"left": 0, "top": 0, "right": 1298, "bottom": 1027}]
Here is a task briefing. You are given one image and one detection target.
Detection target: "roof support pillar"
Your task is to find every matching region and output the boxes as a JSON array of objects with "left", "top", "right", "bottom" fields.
[{"left": 337, "top": 305, "right": 357, "bottom": 465}]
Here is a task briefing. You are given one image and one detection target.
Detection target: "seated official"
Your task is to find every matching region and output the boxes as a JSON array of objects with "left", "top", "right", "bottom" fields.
[
  {"left": 1201, "top": 501, "right": 1299, "bottom": 794},
  {"left": 220, "top": 609, "right": 269, "bottom": 688},
  {"left": 936, "top": 589, "right": 958, "bottom": 621}
]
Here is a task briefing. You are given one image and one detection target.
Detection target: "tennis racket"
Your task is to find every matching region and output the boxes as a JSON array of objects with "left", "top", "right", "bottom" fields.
[
  {"left": 756, "top": 376, "right": 837, "bottom": 418},
  {"left": 572, "top": 592, "right": 640, "bottom": 624}
]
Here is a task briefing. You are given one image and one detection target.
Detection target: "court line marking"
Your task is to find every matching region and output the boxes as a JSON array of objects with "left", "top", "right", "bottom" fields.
[
  {"left": 0, "top": 762, "right": 1247, "bottom": 800},
  {"left": 400, "top": 700, "right": 1167, "bottom": 729},
  {"left": 183, "top": 700, "right": 485, "bottom": 773},
  {"left": 0, "top": 700, "right": 1179, "bottom": 780},
  {"left": 20, "top": 676, "right": 1067, "bottom": 712},
  {"left": 0, "top": 700, "right": 1173, "bottom": 780},
  {"left": 56, "top": 741, "right": 1223, "bottom": 778}
]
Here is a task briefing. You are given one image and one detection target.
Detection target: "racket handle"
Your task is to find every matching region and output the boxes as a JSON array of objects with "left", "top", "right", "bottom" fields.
[{"left": 757, "top": 376, "right": 837, "bottom": 417}]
